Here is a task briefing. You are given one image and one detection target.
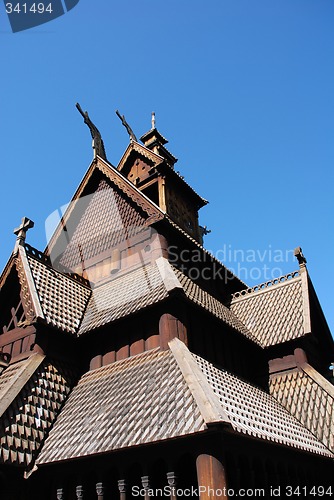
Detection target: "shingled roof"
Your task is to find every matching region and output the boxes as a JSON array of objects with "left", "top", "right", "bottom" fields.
[
  {"left": 79, "top": 258, "right": 255, "bottom": 340},
  {"left": 193, "top": 351, "right": 331, "bottom": 456},
  {"left": 44, "top": 155, "right": 245, "bottom": 293},
  {"left": 14, "top": 244, "right": 254, "bottom": 344},
  {"left": 173, "top": 266, "right": 260, "bottom": 345},
  {"left": 36, "top": 339, "right": 332, "bottom": 465},
  {"left": 36, "top": 347, "right": 206, "bottom": 464},
  {"left": 78, "top": 261, "right": 170, "bottom": 335},
  {"left": 0, "top": 355, "right": 77, "bottom": 467},
  {"left": 270, "top": 363, "right": 334, "bottom": 453},
  {"left": 59, "top": 178, "right": 149, "bottom": 271},
  {"left": 230, "top": 271, "right": 308, "bottom": 347},
  {"left": 0, "top": 354, "right": 45, "bottom": 419},
  {"left": 16, "top": 245, "right": 91, "bottom": 334}
]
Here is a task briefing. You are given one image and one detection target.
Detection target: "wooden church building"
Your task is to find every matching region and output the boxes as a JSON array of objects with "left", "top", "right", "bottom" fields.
[{"left": 0, "top": 108, "right": 333, "bottom": 499}]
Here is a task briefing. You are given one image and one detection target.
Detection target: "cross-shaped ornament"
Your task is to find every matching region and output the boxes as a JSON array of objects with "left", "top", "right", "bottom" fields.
[{"left": 13, "top": 217, "right": 34, "bottom": 251}]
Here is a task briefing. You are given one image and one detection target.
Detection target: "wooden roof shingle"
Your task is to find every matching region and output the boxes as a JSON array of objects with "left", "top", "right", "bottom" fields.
[
  {"left": 270, "top": 363, "right": 334, "bottom": 452},
  {"left": 78, "top": 262, "right": 170, "bottom": 335},
  {"left": 0, "top": 357, "right": 77, "bottom": 467},
  {"left": 230, "top": 271, "right": 306, "bottom": 347},
  {"left": 17, "top": 245, "right": 91, "bottom": 334},
  {"left": 36, "top": 340, "right": 332, "bottom": 466}
]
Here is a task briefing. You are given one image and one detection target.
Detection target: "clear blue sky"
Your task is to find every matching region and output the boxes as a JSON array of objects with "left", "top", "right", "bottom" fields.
[{"left": 1, "top": 0, "right": 333, "bottom": 335}]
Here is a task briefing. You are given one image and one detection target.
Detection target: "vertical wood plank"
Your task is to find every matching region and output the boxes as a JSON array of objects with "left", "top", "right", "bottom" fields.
[
  {"left": 159, "top": 313, "right": 188, "bottom": 350},
  {"left": 196, "top": 454, "right": 228, "bottom": 500}
]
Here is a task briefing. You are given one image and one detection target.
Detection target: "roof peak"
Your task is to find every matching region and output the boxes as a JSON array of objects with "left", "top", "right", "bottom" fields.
[
  {"left": 140, "top": 120, "right": 177, "bottom": 167},
  {"left": 13, "top": 217, "right": 34, "bottom": 254},
  {"left": 294, "top": 246, "right": 307, "bottom": 268}
]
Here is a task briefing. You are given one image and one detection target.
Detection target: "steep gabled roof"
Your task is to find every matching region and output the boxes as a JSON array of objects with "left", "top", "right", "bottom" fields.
[
  {"left": 230, "top": 270, "right": 307, "bottom": 347},
  {"left": 36, "top": 339, "right": 332, "bottom": 465},
  {"left": 192, "top": 348, "right": 331, "bottom": 457},
  {"left": 0, "top": 353, "right": 45, "bottom": 419},
  {"left": 45, "top": 156, "right": 164, "bottom": 260},
  {"left": 42, "top": 154, "right": 244, "bottom": 293},
  {"left": 36, "top": 347, "right": 206, "bottom": 464},
  {"left": 270, "top": 360, "right": 334, "bottom": 452},
  {"left": 0, "top": 356, "right": 77, "bottom": 468},
  {"left": 16, "top": 244, "right": 91, "bottom": 334}
]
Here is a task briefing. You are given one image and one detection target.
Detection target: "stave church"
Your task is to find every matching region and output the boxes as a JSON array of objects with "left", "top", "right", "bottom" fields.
[{"left": 0, "top": 107, "right": 333, "bottom": 499}]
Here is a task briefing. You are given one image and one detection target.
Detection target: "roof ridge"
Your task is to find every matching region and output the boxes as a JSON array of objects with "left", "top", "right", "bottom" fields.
[
  {"left": 155, "top": 257, "right": 183, "bottom": 293},
  {"left": 0, "top": 353, "right": 45, "bottom": 418},
  {"left": 231, "top": 270, "right": 300, "bottom": 301},
  {"left": 17, "top": 245, "right": 45, "bottom": 322},
  {"left": 97, "top": 155, "right": 165, "bottom": 217},
  {"left": 118, "top": 141, "right": 207, "bottom": 204},
  {"left": 169, "top": 338, "right": 231, "bottom": 426},
  {"left": 118, "top": 140, "right": 165, "bottom": 170},
  {"left": 301, "top": 363, "right": 334, "bottom": 399}
]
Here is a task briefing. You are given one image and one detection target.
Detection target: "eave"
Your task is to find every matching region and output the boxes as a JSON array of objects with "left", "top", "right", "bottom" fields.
[{"left": 117, "top": 141, "right": 208, "bottom": 209}]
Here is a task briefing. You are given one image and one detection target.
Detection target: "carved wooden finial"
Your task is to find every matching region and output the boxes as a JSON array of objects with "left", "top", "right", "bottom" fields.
[
  {"left": 116, "top": 110, "right": 137, "bottom": 142},
  {"left": 294, "top": 246, "right": 307, "bottom": 268},
  {"left": 13, "top": 217, "right": 34, "bottom": 252},
  {"left": 76, "top": 103, "right": 107, "bottom": 160},
  {"left": 151, "top": 111, "right": 156, "bottom": 130},
  {"left": 200, "top": 225, "right": 211, "bottom": 237}
]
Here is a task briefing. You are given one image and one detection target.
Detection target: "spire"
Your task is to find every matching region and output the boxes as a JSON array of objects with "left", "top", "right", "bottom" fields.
[
  {"left": 140, "top": 113, "right": 177, "bottom": 167},
  {"left": 76, "top": 103, "right": 107, "bottom": 160},
  {"left": 13, "top": 217, "right": 34, "bottom": 253}
]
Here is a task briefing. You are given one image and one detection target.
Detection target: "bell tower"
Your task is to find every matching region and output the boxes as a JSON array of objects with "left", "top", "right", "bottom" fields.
[{"left": 118, "top": 114, "right": 208, "bottom": 243}]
